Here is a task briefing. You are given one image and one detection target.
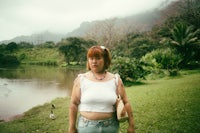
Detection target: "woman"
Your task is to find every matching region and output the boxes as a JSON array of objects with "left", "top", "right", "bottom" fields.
[{"left": 68, "top": 46, "right": 135, "bottom": 133}]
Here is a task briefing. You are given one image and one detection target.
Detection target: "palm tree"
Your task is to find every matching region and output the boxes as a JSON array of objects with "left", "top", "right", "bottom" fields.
[{"left": 170, "top": 22, "right": 200, "bottom": 66}]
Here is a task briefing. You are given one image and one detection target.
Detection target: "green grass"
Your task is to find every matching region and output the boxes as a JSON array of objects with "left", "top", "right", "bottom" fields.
[
  {"left": 13, "top": 48, "right": 64, "bottom": 65},
  {"left": 0, "top": 70, "right": 200, "bottom": 133},
  {"left": 0, "top": 97, "right": 70, "bottom": 133},
  {"left": 125, "top": 70, "right": 200, "bottom": 133}
]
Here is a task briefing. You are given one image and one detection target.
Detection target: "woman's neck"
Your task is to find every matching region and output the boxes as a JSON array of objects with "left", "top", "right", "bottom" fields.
[{"left": 91, "top": 70, "right": 107, "bottom": 80}]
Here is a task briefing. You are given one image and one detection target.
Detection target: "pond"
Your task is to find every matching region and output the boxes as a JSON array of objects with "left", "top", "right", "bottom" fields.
[{"left": 0, "top": 65, "right": 85, "bottom": 121}]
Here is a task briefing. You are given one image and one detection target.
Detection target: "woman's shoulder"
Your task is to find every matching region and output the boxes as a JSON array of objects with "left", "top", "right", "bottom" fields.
[
  {"left": 75, "top": 72, "right": 90, "bottom": 81},
  {"left": 76, "top": 71, "right": 88, "bottom": 76},
  {"left": 106, "top": 71, "right": 121, "bottom": 80},
  {"left": 106, "top": 71, "right": 120, "bottom": 78},
  {"left": 77, "top": 71, "right": 90, "bottom": 78}
]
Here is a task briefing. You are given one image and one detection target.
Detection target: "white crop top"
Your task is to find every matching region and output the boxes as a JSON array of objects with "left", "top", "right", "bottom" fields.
[{"left": 79, "top": 74, "right": 118, "bottom": 113}]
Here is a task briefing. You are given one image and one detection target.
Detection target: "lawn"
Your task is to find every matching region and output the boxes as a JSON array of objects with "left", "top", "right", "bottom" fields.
[
  {"left": 0, "top": 70, "right": 200, "bottom": 133},
  {"left": 124, "top": 70, "right": 200, "bottom": 133}
]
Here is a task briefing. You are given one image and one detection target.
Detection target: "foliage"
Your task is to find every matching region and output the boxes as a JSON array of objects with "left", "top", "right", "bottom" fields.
[
  {"left": 36, "top": 41, "right": 56, "bottom": 48},
  {"left": 179, "top": 0, "right": 200, "bottom": 29},
  {"left": 12, "top": 47, "right": 62, "bottom": 66},
  {"left": 0, "top": 54, "right": 20, "bottom": 67},
  {"left": 141, "top": 48, "right": 182, "bottom": 76},
  {"left": 170, "top": 22, "right": 200, "bottom": 67},
  {"left": 59, "top": 44, "right": 78, "bottom": 65},
  {"left": 5, "top": 42, "right": 18, "bottom": 52},
  {"left": 17, "top": 42, "right": 34, "bottom": 49},
  {"left": 0, "top": 43, "right": 21, "bottom": 67},
  {"left": 58, "top": 37, "right": 96, "bottom": 65},
  {"left": 0, "top": 44, "right": 6, "bottom": 53},
  {"left": 110, "top": 57, "right": 148, "bottom": 83},
  {"left": 113, "top": 33, "right": 159, "bottom": 59},
  {"left": 151, "top": 0, "right": 200, "bottom": 69},
  {"left": 152, "top": 0, "right": 200, "bottom": 38},
  {"left": 0, "top": 37, "right": 97, "bottom": 67}
]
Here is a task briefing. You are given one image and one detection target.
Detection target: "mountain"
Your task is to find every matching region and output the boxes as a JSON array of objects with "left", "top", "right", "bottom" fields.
[
  {"left": 67, "top": 8, "right": 163, "bottom": 37},
  {"left": 1, "top": 31, "right": 67, "bottom": 45},
  {"left": 67, "top": 1, "right": 173, "bottom": 37}
]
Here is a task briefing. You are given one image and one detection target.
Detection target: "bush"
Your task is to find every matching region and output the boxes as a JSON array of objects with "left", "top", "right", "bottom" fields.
[
  {"left": 141, "top": 48, "right": 182, "bottom": 76},
  {"left": 110, "top": 57, "right": 148, "bottom": 83},
  {"left": 0, "top": 54, "right": 20, "bottom": 67}
]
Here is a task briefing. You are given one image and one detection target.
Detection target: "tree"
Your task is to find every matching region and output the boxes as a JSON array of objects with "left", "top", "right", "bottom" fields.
[
  {"left": 170, "top": 22, "right": 200, "bottom": 67},
  {"left": 113, "top": 32, "right": 159, "bottom": 59},
  {"left": 37, "top": 41, "right": 55, "bottom": 48},
  {"left": 58, "top": 37, "right": 96, "bottom": 65},
  {"left": 85, "top": 18, "right": 124, "bottom": 49},
  {"left": 179, "top": 0, "right": 200, "bottom": 29},
  {"left": 18, "top": 42, "right": 34, "bottom": 49},
  {"left": 6, "top": 42, "right": 18, "bottom": 52},
  {"left": 0, "top": 54, "right": 20, "bottom": 67},
  {"left": 59, "top": 44, "right": 75, "bottom": 65}
]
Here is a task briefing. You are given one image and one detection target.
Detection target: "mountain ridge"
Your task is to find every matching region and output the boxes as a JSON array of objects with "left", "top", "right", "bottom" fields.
[{"left": 0, "top": 8, "right": 165, "bottom": 45}]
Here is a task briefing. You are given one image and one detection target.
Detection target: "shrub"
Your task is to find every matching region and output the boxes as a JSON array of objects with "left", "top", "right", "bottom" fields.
[
  {"left": 111, "top": 57, "right": 148, "bottom": 83},
  {"left": 0, "top": 54, "right": 20, "bottom": 67},
  {"left": 141, "top": 48, "right": 182, "bottom": 76}
]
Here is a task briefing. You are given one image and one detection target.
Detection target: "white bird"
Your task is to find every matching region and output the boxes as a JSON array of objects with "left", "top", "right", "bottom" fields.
[{"left": 49, "top": 110, "right": 56, "bottom": 120}]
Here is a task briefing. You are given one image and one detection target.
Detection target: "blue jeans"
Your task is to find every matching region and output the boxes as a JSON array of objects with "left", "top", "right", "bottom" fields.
[{"left": 77, "top": 115, "right": 119, "bottom": 133}]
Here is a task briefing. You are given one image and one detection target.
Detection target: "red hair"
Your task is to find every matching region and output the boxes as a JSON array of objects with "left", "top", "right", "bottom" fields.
[{"left": 87, "top": 46, "right": 111, "bottom": 70}]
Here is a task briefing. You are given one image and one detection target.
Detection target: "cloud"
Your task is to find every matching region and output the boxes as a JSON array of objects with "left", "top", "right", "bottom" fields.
[{"left": 0, "top": 0, "right": 174, "bottom": 41}]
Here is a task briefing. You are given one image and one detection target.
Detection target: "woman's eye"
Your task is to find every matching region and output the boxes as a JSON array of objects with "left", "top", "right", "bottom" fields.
[{"left": 89, "top": 57, "right": 102, "bottom": 60}]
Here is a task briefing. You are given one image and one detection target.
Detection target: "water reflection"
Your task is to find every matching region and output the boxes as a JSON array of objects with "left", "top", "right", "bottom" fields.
[{"left": 0, "top": 65, "right": 85, "bottom": 121}]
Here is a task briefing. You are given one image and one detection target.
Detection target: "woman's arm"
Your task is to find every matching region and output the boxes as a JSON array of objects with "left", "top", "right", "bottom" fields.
[
  {"left": 68, "top": 77, "right": 81, "bottom": 133},
  {"left": 118, "top": 78, "right": 135, "bottom": 133}
]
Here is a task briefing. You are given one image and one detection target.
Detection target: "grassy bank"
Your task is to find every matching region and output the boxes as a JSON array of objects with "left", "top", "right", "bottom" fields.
[
  {"left": 0, "top": 70, "right": 200, "bottom": 133},
  {"left": 13, "top": 48, "right": 64, "bottom": 65},
  {"left": 126, "top": 70, "right": 200, "bottom": 133}
]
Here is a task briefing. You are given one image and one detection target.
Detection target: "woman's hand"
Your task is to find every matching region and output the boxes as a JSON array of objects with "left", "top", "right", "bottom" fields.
[
  {"left": 68, "top": 127, "right": 77, "bottom": 133},
  {"left": 127, "top": 125, "right": 135, "bottom": 133}
]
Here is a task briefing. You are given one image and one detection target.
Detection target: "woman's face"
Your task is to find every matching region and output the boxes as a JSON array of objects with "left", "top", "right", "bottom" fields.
[{"left": 88, "top": 56, "right": 105, "bottom": 73}]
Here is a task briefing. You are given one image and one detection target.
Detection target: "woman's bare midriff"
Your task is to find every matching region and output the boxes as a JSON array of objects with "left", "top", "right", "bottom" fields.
[{"left": 80, "top": 111, "right": 115, "bottom": 120}]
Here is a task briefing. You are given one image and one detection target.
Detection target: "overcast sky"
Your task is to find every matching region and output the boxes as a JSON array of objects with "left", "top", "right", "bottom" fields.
[{"left": 0, "top": 0, "right": 176, "bottom": 41}]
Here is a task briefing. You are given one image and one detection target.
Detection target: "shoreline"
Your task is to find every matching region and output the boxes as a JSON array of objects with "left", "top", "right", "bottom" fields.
[
  {"left": 6, "top": 114, "right": 24, "bottom": 122},
  {"left": 0, "top": 96, "right": 69, "bottom": 124},
  {"left": 0, "top": 114, "right": 24, "bottom": 123},
  {"left": 0, "top": 96, "right": 69, "bottom": 123}
]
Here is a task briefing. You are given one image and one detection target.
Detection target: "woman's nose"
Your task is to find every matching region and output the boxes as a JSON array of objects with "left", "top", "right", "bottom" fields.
[{"left": 91, "top": 58, "right": 97, "bottom": 63}]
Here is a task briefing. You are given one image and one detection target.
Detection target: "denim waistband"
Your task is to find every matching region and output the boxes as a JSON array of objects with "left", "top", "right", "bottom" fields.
[{"left": 79, "top": 115, "right": 118, "bottom": 128}]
